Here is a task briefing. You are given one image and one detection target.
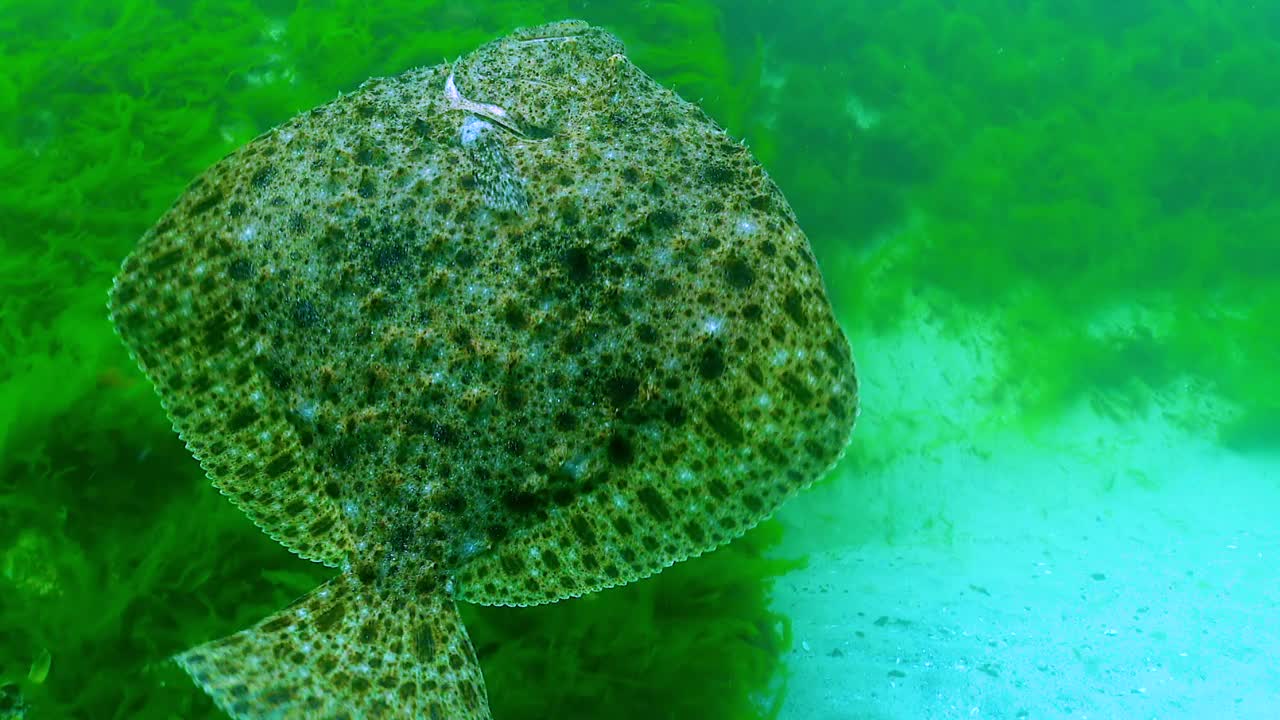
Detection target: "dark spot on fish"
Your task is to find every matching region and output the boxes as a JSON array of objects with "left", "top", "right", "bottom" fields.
[
  {"left": 605, "top": 376, "right": 639, "bottom": 407},
  {"left": 783, "top": 290, "right": 806, "bottom": 325},
  {"left": 698, "top": 346, "right": 726, "bottom": 380},
  {"left": 228, "top": 258, "right": 254, "bottom": 280},
  {"left": 502, "top": 490, "right": 541, "bottom": 514},
  {"left": 723, "top": 256, "right": 754, "bottom": 288},
  {"left": 250, "top": 166, "right": 275, "bottom": 190},
  {"left": 260, "top": 614, "right": 293, "bottom": 633},
  {"left": 607, "top": 433, "right": 634, "bottom": 465},
  {"left": 226, "top": 405, "right": 259, "bottom": 433},
  {"left": 292, "top": 299, "right": 321, "bottom": 327},
  {"left": 439, "top": 491, "right": 466, "bottom": 514},
  {"left": 147, "top": 247, "right": 184, "bottom": 274},
  {"left": 653, "top": 277, "right": 676, "bottom": 298},
  {"left": 263, "top": 454, "right": 295, "bottom": 478},
  {"left": 635, "top": 486, "right": 671, "bottom": 521},
  {"left": 563, "top": 246, "right": 592, "bottom": 282},
  {"left": 684, "top": 521, "right": 706, "bottom": 544},
  {"left": 428, "top": 422, "right": 456, "bottom": 446},
  {"left": 644, "top": 208, "right": 679, "bottom": 234},
  {"left": 701, "top": 164, "right": 736, "bottom": 185},
  {"left": 314, "top": 602, "right": 346, "bottom": 632},
  {"left": 779, "top": 371, "right": 814, "bottom": 403},
  {"left": 705, "top": 405, "right": 744, "bottom": 444},
  {"left": 190, "top": 190, "right": 224, "bottom": 215},
  {"left": 570, "top": 516, "right": 596, "bottom": 544}
]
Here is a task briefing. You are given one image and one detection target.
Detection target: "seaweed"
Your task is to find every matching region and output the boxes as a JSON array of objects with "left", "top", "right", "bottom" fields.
[
  {"left": 465, "top": 522, "right": 800, "bottom": 720},
  {"left": 743, "top": 0, "right": 1279, "bottom": 428}
]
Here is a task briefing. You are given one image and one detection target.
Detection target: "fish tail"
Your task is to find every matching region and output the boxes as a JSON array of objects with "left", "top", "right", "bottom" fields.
[{"left": 175, "top": 576, "right": 491, "bottom": 719}]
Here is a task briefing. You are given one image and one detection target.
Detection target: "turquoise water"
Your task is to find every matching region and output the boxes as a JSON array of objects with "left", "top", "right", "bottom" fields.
[{"left": 2, "top": 1, "right": 1277, "bottom": 718}]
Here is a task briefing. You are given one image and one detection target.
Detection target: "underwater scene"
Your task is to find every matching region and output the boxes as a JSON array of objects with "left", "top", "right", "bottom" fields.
[{"left": 1, "top": 1, "right": 1277, "bottom": 719}]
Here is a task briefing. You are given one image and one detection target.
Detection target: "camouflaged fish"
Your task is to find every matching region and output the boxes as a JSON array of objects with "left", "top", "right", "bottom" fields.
[{"left": 109, "top": 19, "right": 858, "bottom": 720}]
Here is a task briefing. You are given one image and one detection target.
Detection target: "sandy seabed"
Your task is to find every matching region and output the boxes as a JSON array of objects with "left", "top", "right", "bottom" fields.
[{"left": 771, "top": 318, "right": 1280, "bottom": 720}]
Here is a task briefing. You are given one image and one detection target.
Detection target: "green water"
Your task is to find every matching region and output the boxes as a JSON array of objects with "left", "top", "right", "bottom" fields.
[{"left": 1, "top": 1, "right": 1276, "bottom": 719}]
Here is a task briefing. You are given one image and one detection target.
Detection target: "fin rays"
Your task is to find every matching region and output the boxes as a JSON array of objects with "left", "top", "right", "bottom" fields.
[{"left": 176, "top": 578, "right": 491, "bottom": 720}]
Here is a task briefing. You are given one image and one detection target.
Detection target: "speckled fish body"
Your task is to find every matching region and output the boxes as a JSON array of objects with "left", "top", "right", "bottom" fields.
[{"left": 109, "top": 19, "right": 858, "bottom": 719}]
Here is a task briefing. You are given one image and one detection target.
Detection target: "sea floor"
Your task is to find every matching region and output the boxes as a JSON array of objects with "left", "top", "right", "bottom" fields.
[{"left": 771, "top": 318, "right": 1280, "bottom": 719}]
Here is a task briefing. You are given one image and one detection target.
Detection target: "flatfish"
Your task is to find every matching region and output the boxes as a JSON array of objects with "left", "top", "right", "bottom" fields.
[{"left": 109, "top": 19, "right": 858, "bottom": 719}]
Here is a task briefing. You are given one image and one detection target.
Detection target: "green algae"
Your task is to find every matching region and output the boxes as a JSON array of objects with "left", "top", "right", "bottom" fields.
[{"left": 771, "top": 0, "right": 1279, "bottom": 430}]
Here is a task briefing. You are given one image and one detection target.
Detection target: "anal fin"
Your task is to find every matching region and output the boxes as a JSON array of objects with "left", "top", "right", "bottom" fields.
[{"left": 176, "top": 576, "right": 491, "bottom": 719}]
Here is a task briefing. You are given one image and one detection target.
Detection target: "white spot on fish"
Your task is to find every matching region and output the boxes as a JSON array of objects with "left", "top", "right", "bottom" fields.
[
  {"left": 459, "top": 116, "right": 494, "bottom": 147},
  {"left": 459, "top": 537, "right": 486, "bottom": 560},
  {"left": 297, "top": 400, "right": 318, "bottom": 421}
]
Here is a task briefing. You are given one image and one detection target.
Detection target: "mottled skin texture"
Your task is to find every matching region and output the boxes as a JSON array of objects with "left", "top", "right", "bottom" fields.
[{"left": 109, "top": 19, "right": 858, "bottom": 720}]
